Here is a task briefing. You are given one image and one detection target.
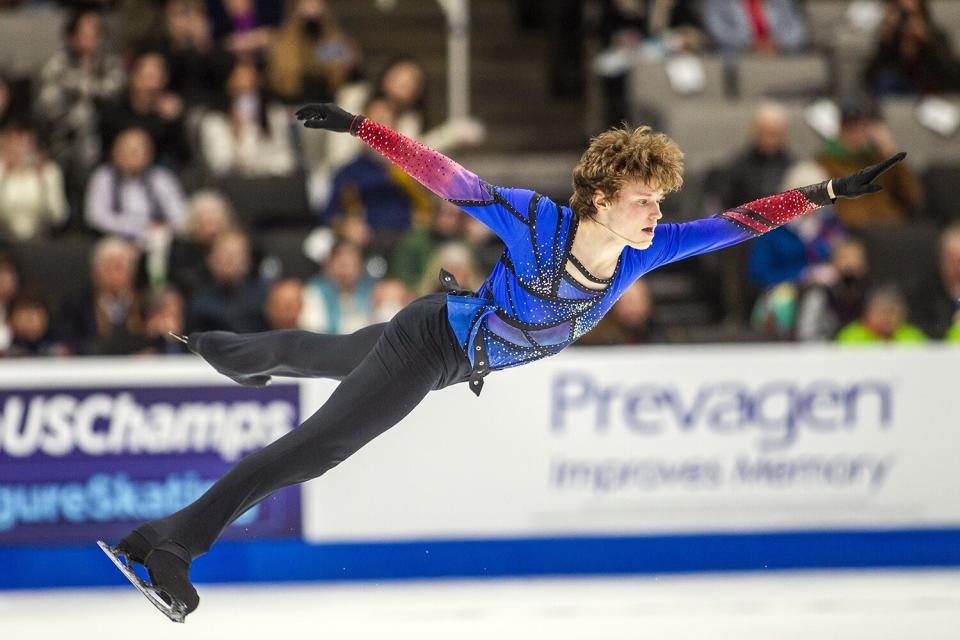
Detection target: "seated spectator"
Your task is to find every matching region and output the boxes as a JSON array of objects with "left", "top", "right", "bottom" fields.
[
  {"left": 327, "top": 58, "right": 481, "bottom": 171},
  {"left": 389, "top": 201, "right": 464, "bottom": 290},
  {"left": 0, "top": 251, "right": 20, "bottom": 351},
  {"left": 576, "top": 279, "right": 667, "bottom": 345},
  {"left": 723, "top": 101, "right": 794, "bottom": 210},
  {"left": 703, "top": 0, "right": 810, "bottom": 54},
  {"left": 4, "top": 292, "right": 68, "bottom": 357},
  {"left": 908, "top": 223, "right": 960, "bottom": 339},
  {"left": 747, "top": 162, "right": 845, "bottom": 288},
  {"left": 816, "top": 99, "right": 922, "bottom": 230},
  {"left": 264, "top": 277, "right": 304, "bottom": 330},
  {"left": 0, "top": 119, "right": 69, "bottom": 241},
  {"left": 301, "top": 238, "right": 375, "bottom": 334},
  {"left": 324, "top": 98, "right": 431, "bottom": 252},
  {"left": 864, "top": 0, "right": 960, "bottom": 96},
  {"left": 793, "top": 236, "right": 871, "bottom": 341},
  {"left": 266, "top": 0, "right": 359, "bottom": 104},
  {"left": 718, "top": 101, "right": 795, "bottom": 322},
  {"left": 415, "top": 242, "right": 484, "bottom": 297},
  {"left": 371, "top": 277, "right": 413, "bottom": 324},
  {"left": 186, "top": 228, "right": 267, "bottom": 333},
  {"left": 85, "top": 128, "right": 188, "bottom": 242},
  {"left": 836, "top": 285, "right": 928, "bottom": 344},
  {"left": 34, "top": 8, "right": 125, "bottom": 194},
  {"left": 164, "top": 189, "right": 235, "bottom": 296},
  {"left": 62, "top": 236, "right": 147, "bottom": 355},
  {"left": 199, "top": 57, "right": 296, "bottom": 177},
  {"left": 153, "top": 0, "right": 234, "bottom": 109},
  {"left": 140, "top": 286, "right": 188, "bottom": 354},
  {"left": 208, "top": 0, "right": 283, "bottom": 60},
  {"left": 99, "top": 50, "right": 192, "bottom": 170}
]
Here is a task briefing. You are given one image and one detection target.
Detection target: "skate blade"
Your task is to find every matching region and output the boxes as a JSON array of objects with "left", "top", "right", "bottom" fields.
[
  {"left": 167, "top": 332, "right": 188, "bottom": 345},
  {"left": 97, "top": 540, "right": 189, "bottom": 623}
]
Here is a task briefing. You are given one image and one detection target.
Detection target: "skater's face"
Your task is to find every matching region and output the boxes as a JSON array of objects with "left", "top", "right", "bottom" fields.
[{"left": 592, "top": 180, "right": 664, "bottom": 250}]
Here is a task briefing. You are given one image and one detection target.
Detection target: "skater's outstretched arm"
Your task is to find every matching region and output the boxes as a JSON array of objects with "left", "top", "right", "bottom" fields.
[
  {"left": 297, "top": 103, "right": 531, "bottom": 247},
  {"left": 630, "top": 152, "right": 907, "bottom": 275}
]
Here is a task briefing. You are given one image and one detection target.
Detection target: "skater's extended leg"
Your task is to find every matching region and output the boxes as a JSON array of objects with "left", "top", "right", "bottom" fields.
[
  {"left": 128, "top": 294, "right": 464, "bottom": 559},
  {"left": 190, "top": 322, "right": 387, "bottom": 385}
]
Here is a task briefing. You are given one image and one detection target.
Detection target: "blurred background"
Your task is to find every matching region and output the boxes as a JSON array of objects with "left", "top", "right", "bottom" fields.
[{"left": 0, "top": 0, "right": 958, "bottom": 638}]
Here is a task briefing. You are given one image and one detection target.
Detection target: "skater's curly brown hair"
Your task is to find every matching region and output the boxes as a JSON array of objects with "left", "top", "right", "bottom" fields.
[{"left": 570, "top": 125, "right": 684, "bottom": 220}]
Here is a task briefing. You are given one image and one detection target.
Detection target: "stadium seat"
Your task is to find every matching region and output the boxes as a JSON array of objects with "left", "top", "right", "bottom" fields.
[
  {"left": 11, "top": 235, "right": 95, "bottom": 305},
  {"left": 881, "top": 97, "right": 960, "bottom": 170},
  {"left": 0, "top": 7, "right": 66, "bottom": 76},
  {"left": 259, "top": 229, "right": 320, "bottom": 280},
  {"left": 214, "top": 172, "right": 312, "bottom": 230},
  {"left": 627, "top": 55, "right": 728, "bottom": 117},
  {"left": 735, "top": 53, "right": 830, "bottom": 100}
]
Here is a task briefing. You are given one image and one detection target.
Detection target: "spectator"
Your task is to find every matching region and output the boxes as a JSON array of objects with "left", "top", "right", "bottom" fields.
[
  {"left": 207, "top": 0, "right": 283, "bottom": 60},
  {"left": 389, "top": 201, "right": 464, "bottom": 290},
  {"left": 266, "top": 0, "right": 359, "bottom": 104},
  {"left": 62, "top": 236, "right": 147, "bottom": 355},
  {"left": 576, "top": 279, "right": 668, "bottom": 345},
  {"left": 415, "top": 241, "right": 484, "bottom": 297},
  {"left": 718, "top": 101, "right": 795, "bottom": 322},
  {"left": 909, "top": 223, "right": 960, "bottom": 339},
  {"left": 301, "top": 238, "right": 376, "bottom": 334},
  {"left": 703, "top": 0, "right": 810, "bottom": 54},
  {"left": 264, "top": 277, "right": 304, "bottom": 330},
  {"left": 85, "top": 127, "right": 188, "bottom": 242},
  {"left": 864, "top": 0, "right": 960, "bottom": 96},
  {"left": 153, "top": 0, "right": 234, "bottom": 109},
  {"left": 836, "top": 285, "right": 927, "bottom": 344},
  {"left": 4, "top": 292, "right": 67, "bottom": 357},
  {"left": 186, "top": 228, "right": 267, "bottom": 333},
  {"left": 794, "top": 236, "right": 872, "bottom": 341},
  {"left": 816, "top": 98, "right": 922, "bottom": 230},
  {"left": 34, "top": 9, "right": 125, "bottom": 194},
  {"left": 722, "top": 101, "right": 794, "bottom": 210},
  {"left": 371, "top": 277, "right": 413, "bottom": 324},
  {"left": 327, "top": 58, "right": 481, "bottom": 171},
  {"left": 0, "top": 252, "right": 20, "bottom": 351},
  {"left": 140, "top": 286, "right": 188, "bottom": 354},
  {"left": 99, "top": 50, "right": 192, "bottom": 170},
  {"left": 199, "top": 57, "right": 296, "bottom": 177},
  {"left": 324, "top": 98, "right": 431, "bottom": 253},
  {"left": 0, "top": 119, "right": 69, "bottom": 241},
  {"left": 164, "top": 189, "right": 235, "bottom": 296},
  {"left": 747, "top": 161, "right": 845, "bottom": 288}
]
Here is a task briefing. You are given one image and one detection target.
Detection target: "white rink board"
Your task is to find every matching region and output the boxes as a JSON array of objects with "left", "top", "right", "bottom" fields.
[{"left": 302, "top": 344, "right": 960, "bottom": 542}]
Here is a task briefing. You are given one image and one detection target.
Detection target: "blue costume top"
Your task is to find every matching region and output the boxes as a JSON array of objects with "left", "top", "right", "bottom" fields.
[{"left": 354, "top": 118, "right": 831, "bottom": 395}]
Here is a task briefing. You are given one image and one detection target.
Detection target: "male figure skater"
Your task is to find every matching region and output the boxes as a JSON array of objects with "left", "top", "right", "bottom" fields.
[{"left": 101, "top": 102, "right": 905, "bottom": 622}]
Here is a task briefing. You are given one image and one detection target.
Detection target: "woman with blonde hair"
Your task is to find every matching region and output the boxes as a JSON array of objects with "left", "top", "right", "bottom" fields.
[{"left": 265, "top": 0, "right": 360, "bottom": 103}]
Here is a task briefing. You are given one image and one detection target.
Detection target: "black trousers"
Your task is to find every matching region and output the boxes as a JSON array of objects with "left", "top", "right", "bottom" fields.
[{"left": 137, "top": 293, "right": 472, "bottom": 560}]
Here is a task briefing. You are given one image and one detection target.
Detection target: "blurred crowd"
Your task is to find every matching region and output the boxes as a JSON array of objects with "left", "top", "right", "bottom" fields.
[{"left": 0, "top": 0, "right": 956, "bottom": 360}]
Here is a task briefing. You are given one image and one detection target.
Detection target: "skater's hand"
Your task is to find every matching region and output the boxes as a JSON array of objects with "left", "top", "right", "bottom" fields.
[
  {"left": 830, "top": 152, "right": 907, "bottom": 200},
  {"left": 295, "top": 103, "right": 363, "bottom": 135}
]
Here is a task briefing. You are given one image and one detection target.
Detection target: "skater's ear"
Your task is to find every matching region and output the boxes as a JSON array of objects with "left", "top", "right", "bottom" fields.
[{"left": 592, "top": 189, "right": 610, "bottom": 213}]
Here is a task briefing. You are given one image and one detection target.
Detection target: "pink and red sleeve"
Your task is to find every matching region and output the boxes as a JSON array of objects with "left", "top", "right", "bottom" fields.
[{"left": 354, "top": 118, "right": 492, "bottom": 203}]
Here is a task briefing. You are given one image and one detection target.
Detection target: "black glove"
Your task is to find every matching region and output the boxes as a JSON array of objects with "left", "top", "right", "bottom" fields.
[
  {"left": 831, "top": 151, "right": 907, "bottom": 199},
  {"left": 295, "top": 103, "right": 364, "bottom": 135}
]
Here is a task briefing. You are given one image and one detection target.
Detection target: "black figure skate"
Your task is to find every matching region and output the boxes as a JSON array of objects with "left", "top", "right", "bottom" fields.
[{"left": 98, "top": 530, "right": 199, "bottom": 623}]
